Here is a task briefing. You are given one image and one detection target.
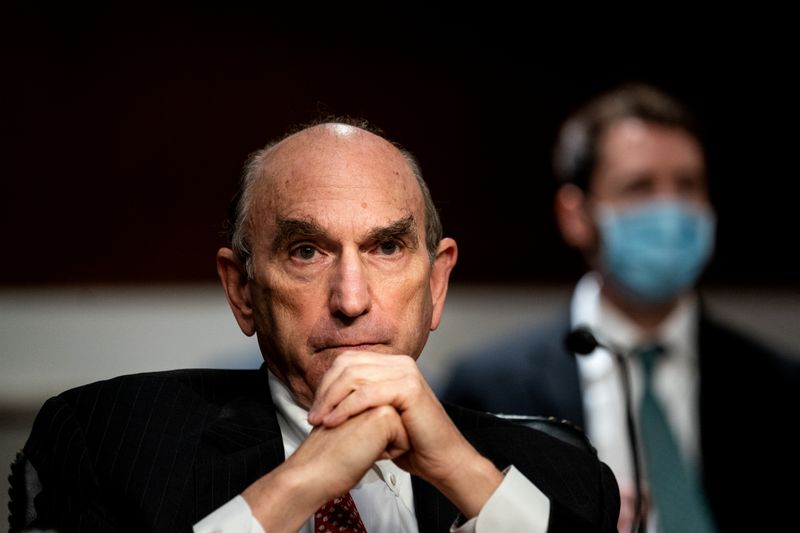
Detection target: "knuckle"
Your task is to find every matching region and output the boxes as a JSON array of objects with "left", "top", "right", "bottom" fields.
[
  {"left": 339, "top": 365, "right": 357, "bottom": 381},
  {"left": 371, "top": 404, "right": 398, "bottom": 422},
  {"left": 349, "top": 386, "right": 368, "bottom": 403},
  {"left": 398, "top": 354, "right": 416, "bottom": 367},
  {"left": 405, "top": 379, "right": 421, "bottom": 395}
]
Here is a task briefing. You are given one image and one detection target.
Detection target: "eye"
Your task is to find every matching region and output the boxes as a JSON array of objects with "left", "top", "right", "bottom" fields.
[
  {"left": 291, "top": 245, "right": 318, "bottom": 261},
  {"left": 620, "top": 176, "right": 654, "bottom": 197},
  {"left": 676, "top": 174, "right": 706, "bottom": 197},
  {"left": 377, "top": 240, "right": 400, "bottom": 256}
]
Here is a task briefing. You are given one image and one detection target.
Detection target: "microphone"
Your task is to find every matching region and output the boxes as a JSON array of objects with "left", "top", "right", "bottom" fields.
[
  {"left": 564, "top": 325, "right": 600, "bottom": 355},
  {"left": 565, "top": 326, "right": 646, "bottom": 533}
]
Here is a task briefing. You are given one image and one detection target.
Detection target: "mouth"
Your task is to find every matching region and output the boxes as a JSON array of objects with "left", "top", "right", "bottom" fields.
[{"left": 313, "top": 342, "right": 391, "bottom": 355}]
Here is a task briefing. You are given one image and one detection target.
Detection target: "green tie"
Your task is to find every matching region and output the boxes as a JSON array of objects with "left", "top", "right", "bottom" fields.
[{"left": 637, "top": 344, "right": 717, "bottom": 533}]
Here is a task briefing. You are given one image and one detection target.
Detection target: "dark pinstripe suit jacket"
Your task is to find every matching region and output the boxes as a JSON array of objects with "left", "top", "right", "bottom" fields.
[
  {"left": 441, "top": 307, "right": 800, "bottom": 532},
  {"left": 10, "top": 366, "right": 619, "bottom": 532}
]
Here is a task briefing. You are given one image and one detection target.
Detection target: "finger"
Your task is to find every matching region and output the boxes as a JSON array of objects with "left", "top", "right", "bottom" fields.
[
  {"left": 320, "top": 376, "right": 421, "bottom": 427},
  {"left": 315, "top": 351, "right": 402, "bottom": 396},
  {"left": 308, "top": 352, "right": 386, "bottom": 417},
  {"left": 291, "top": 405, "right": 410, "bottom": 496},
  {"left": 308, "top": 361, "right": 386, "bottom": 425},
  {"left": 309, "top": 353, "right": 415, "bottom": 423},
  {"left": 312, "top": 359, "right": 420, "bottom": 426},
  {"left": 382, "top": 411, "right": 411, "bottom": 460},
  {"left": 317, "top": 360, "right": 414, "bottom": 416}
]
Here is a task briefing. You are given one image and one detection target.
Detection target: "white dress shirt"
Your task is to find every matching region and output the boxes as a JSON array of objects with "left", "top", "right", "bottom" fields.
[
  {"left": 571, "top": 272, "right": 702, "bottom": 531},
  {"left": 194, "top": 369, "right": 550, "bottom": 532}
]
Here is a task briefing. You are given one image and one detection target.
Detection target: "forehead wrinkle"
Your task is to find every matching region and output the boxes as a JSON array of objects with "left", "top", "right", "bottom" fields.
[{"left": 249, "top": 125, "right": 427, "bottom": 252}]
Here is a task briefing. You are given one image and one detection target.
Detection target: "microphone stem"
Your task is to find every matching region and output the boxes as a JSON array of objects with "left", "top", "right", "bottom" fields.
[{"left": 614, "top": 351, "right": 647, "bottom": 533}]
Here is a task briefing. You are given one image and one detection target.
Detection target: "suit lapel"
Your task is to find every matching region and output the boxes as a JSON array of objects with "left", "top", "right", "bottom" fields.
[
  {"left": 528, "top": 314, "right": 585, "bottom": 427},
  {"left": 191, "top": 371, "right": 286, "bottom": 522},
  {"left": 547, "top": 315, "right": 584, "bottom": 426}
]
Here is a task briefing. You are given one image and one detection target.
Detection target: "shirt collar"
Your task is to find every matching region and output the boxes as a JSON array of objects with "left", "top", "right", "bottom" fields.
[
  {"left": 267, "top": 369, "right": 312, "bottom": 455},
  {"left": 571, "top": 271, "right": 699, "bottom": 378}
]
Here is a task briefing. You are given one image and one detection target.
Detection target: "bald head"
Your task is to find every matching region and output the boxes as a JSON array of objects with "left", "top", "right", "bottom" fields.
[{"left": 227, "top": 120, "right": 443, "bottom": 277}]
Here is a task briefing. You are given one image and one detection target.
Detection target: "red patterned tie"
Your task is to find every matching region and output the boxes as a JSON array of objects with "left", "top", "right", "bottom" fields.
[{"left": 314, "top": 492, "right": 367, "bottom": 533}]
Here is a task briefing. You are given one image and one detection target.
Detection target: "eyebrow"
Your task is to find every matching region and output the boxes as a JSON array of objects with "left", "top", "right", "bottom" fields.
[
  {"left": 270, "top": 214, "right": 419, "bottom": 253},
  {"left": 367, "top": 215, "right": 419, "bottom": 250},
  {"left": 271, "top": 218, "right": 327, "bottom": 254}
]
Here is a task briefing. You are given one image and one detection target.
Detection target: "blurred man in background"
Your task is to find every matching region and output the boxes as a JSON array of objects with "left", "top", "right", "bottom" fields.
[{"left": 441, "top": 83, "right": 800, "bottom": 532}]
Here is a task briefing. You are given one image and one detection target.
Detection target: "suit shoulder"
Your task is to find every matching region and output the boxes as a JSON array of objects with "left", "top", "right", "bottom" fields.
[
  {"left": 43, "top": 367, "right": 266, "bottom": 426},
  {"left": 59, "top": 367, "right": 260, "bottom": 398},
  {"left": 700, "top": 312, "right": 800, "bottom": 371},
  {"left": 24, "top": 368, "right": 268, "bottom": 471}
]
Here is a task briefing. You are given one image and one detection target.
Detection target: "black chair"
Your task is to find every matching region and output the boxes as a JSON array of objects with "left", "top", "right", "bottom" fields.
[
  {"left": 7, "top": 451, "right": 38, "bottom": 532},
  {"left": 492, "top": 413, "right": 596, "bottom": 454}
]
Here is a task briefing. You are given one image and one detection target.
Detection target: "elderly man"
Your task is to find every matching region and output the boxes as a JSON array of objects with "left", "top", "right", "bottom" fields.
[{"left": 10, "top": 119, "right": 619, "bottom": 532}]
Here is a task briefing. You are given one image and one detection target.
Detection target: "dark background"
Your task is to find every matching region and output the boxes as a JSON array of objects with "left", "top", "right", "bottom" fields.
[{"left": 3, "top": 7, "right": 798, "bottom": 287}]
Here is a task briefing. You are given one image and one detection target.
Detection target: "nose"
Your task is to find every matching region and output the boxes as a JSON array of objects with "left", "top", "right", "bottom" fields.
[{"left": 329, "top": 248, "right": 371, "bottom": 319}]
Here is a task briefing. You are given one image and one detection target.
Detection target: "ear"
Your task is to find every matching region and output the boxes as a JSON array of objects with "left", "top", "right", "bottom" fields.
[
  {"left": 429, "top": 237, "right": 458, "bottom": 331},
  {"left": 554, "top": 183, "right": 595, "bottom": 251},
  {"left": 216, "top": 247, "right": 256, "bottom": 337}
]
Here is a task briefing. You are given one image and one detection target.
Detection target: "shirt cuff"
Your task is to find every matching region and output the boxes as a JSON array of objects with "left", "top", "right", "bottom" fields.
[
  {"left": 451, "top": 465, "right": 550, "bottom": 533},
  {"left": 193, "top": 495, "right": 266, "bottom": 533}
]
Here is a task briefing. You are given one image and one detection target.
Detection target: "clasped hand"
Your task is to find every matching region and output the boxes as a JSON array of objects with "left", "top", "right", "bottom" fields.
[{"left": 244, "top": 352, "right": 503, "bottom": 531}]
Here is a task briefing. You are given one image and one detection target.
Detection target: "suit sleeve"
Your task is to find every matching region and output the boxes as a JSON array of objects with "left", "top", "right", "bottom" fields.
[{"left": 546, "top": 461, "right": 620, "bottom": 533}]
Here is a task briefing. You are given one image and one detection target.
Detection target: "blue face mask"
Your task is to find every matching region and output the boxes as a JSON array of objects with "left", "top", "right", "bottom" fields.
[{"left": 595, "top": 200, "right": 716, "bottom": 304}]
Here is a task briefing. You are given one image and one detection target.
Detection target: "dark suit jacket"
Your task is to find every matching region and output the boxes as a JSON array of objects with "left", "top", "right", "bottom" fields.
[
  {"left": 10, "top": 366, "right": 619, "bottom": 532},
  {"left": 440, "top": 303, "right": 800, "bottom": 531}
]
